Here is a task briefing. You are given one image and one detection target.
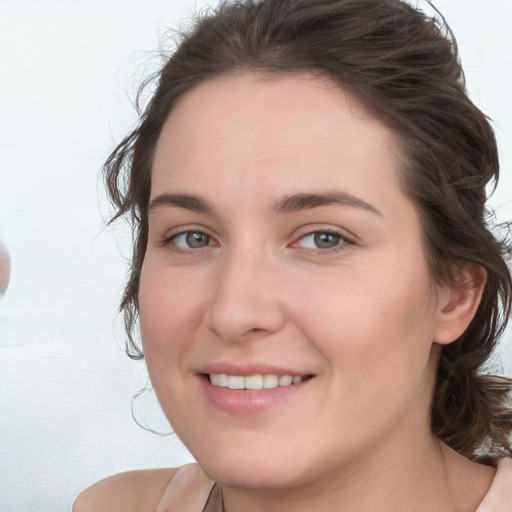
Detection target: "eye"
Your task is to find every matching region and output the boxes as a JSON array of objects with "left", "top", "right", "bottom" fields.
[
  {"left": 169, "top": 231, "right": 212, "bottom": 249},
  {"left": 296, "top": 231, "right": 346, "bottom": 250}
]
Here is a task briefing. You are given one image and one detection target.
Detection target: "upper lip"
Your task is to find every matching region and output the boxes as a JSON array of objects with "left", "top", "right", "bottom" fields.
[{"left": 197, "top": 362, "right": 311, "bottom": 377}]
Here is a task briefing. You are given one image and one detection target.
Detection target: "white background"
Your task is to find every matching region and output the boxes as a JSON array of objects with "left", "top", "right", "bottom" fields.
[{"left": 0, "top": 1, "right": 511, "bottom": 511}]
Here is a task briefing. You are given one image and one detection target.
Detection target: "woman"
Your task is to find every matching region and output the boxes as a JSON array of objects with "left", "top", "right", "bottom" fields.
[{"left": 75, "top": 0, "right": 512, "bottom": 510}]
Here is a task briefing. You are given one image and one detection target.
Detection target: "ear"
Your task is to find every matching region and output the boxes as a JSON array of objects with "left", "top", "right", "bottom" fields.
[{"left": 433, "top": 263, "right": 487, "bottom": 345}]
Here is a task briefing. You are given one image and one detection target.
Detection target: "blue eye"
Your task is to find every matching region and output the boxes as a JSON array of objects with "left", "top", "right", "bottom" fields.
[
  {"left": 299, "top": 231, "right": 344, "bottom": 249},
  {"left": 172, "top": 232, "right": 211, "bottom": 249}
]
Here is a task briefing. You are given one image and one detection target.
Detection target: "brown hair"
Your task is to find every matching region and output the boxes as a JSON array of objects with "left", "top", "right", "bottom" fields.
[{"left": 104, "top": 0, "right": 512, "bottom": 459}]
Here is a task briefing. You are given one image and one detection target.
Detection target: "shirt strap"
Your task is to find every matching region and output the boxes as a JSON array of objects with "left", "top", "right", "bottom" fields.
[
  {"left": 156, "top": 464, "right": 217, "bottom": 512},
  {"left": 476, "top": 458, "right": 512, "bottom": 512}
]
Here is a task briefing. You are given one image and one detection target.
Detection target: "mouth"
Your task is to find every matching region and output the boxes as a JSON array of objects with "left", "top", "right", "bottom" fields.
[
  {"left": 199, "top": 367, "right": 314, "bottom": 413},
  {"left": 207, "top": 373, "right": 312, "bottom": 390}
]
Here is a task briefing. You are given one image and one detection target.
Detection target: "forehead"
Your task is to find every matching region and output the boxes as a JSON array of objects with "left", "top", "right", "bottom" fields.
[{"left": 151, "top": 72, "right": 404, "bottom": 209}]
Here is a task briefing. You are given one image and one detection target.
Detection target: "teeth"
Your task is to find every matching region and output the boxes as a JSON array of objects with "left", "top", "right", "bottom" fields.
[
  {"left": 245, "top": 375, "right": 264, "bottom": 389},
  {"left": 228, "top": 376, "right": 244, "bottom": 389},
  {"left": 209, "top": 374, "right": 304, "bottom": 390},
  {"left": 279, "top": 375, "right": 293, "bottom": 386},
  {"left": 263, "top": 374, "right": 279, "bottom": 389}
]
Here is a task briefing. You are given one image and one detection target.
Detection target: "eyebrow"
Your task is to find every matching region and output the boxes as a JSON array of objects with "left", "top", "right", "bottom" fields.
[
  {"left": 148, "top": 193, "right": 214, "bottom": 215},
  {"left": 271, "top": 191, "right": 381, "bottom": 216},
  {"left": 148, "top": 190, "right": 381, "bottom": 216}
]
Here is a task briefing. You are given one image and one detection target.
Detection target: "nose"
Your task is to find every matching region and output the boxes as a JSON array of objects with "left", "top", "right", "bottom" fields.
[{"left": 204, "top": 249, "right": 286, "bottom": 343}]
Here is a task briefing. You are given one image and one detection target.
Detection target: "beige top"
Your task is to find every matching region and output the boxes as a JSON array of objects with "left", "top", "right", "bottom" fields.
[
  {"left": 476, "top": 457, "right": 512, "bottom": 511},
  {"left": 157, "top": 458, "right": 512, "bottom": 512},
  {"left": 154, "top": 464, "right": 222, "bottom": 512}
]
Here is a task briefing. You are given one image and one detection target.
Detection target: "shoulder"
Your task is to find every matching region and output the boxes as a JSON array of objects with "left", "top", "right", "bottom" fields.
[
  {"left": 478, "top": 457, "right": 512, "bottom": 511},
  {"left": 73, "top": 466, "right": 182, "bottom": 512}
]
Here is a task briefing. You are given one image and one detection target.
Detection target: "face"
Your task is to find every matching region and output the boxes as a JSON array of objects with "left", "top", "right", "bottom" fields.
[{"left": 139, "top": 73, "right": 447, "bottom": 490}]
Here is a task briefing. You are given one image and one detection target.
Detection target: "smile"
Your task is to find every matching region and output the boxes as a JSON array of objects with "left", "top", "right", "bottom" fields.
[{"left": 209, "top": 374, "right": 305, "bottom": 390}]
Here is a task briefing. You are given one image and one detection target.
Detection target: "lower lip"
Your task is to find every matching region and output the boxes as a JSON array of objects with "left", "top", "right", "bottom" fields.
[{"left": 199, "top": 376, "right": 311, "bottom": 414}]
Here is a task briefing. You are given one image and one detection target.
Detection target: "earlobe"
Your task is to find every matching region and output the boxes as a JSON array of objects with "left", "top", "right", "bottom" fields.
[{"left": 433, "top": 263, "right": 487, "bottom": 345}]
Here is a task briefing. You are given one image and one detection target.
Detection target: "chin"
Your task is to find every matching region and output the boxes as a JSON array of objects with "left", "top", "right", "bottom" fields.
[
  {"left": 200, "top": 455, "right": 303, "bottom": 490},
  {"left": 186, "top": 428, "right": 347, "bottom": 492}
]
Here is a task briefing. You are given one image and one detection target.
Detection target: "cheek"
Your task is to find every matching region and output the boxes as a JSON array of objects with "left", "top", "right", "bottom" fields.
[
  {"left": 296, "top": 261, "right": 438, "bottom": 393},
  {"left": 138, "top": 260, "right": 204, "bottom": 371},
  {"left": 137, "top": 264, "right": 206, "bottom": 426}
]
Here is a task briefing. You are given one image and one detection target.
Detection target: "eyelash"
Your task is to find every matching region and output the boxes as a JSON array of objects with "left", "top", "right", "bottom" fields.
[
  {"left": 161, "top": 230, "right": 215, "bottom": 253},
  {"left": 161, "top": 228, "right": 355, "bottom": 254},
  {"left": 291, "top": 229, "right": 354, "bottom": 253}
]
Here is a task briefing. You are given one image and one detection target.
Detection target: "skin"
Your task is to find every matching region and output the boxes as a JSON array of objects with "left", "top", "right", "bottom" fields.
[
  {"left": 0, "top": 244, "right": 10, "bottom": 295},
  {"left": 137, "top": 73, "right": 493, "bottom": 512}
]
